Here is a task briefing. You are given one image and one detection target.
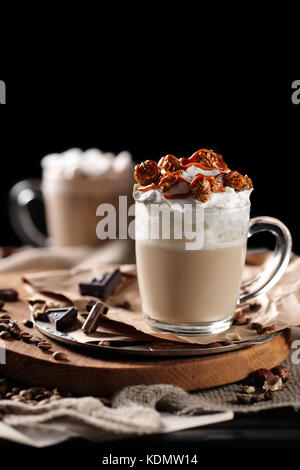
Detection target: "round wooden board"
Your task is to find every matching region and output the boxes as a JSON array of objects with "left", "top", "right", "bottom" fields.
[{"left": 0, "top": 272, "right": 292, "bottom": 396}]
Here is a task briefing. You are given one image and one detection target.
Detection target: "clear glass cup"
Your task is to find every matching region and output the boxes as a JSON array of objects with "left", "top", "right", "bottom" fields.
[{"left": 135, "top": 200, "right": 292, "bottom": 335}]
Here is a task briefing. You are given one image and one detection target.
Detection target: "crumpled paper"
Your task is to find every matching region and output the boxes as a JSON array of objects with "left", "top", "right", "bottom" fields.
[{"left": 23, "top": 253, "right": 300, "bottom": 345}]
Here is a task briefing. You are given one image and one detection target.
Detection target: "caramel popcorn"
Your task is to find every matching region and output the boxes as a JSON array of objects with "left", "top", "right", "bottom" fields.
[
  {"left": 135, "top": 149, "right": 253, "bottom": 203},
  {"left": 190, "top": 176, "right": 212, "bottom": 203},
  {"left": 134, "top": 160, "right": 160, "bottom": 186},
  {"left": 190, "top": 175, "right": 224, "bottom": 202},
  {"left": 195, "top": 149, "right": 228, "bottom": 170},
  {"left": 157, "top": 172, "right": 179, "bottom": 192},
  {"left": 225, "top": 171, "right": 253, "bottom": 192},
  {"left": 158, "top": 155, "right": 182, "bottom": 172}
]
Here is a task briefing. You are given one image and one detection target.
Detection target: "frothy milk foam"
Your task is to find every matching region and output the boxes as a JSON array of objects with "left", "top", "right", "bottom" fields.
[{"left": 41, "top": 148, "right": 133, "bottom": 246}]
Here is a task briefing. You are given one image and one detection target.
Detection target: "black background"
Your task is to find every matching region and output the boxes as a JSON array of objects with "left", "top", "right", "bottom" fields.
[
  {"left": 0, "top": 77, "right": 299, "bottom": 457},
  {"left": 0, "top": 78, "right": 299, "bottom": 252}
]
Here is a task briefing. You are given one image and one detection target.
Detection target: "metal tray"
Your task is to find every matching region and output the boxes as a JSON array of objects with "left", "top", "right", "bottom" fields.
[{"left": 32, "top": 313, "right": 281, "bottom": 357}]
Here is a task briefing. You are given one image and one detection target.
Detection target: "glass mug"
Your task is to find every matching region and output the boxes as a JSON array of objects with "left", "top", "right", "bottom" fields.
[
  {"left": 135, "top": 201, "right": 292, "bottom": 335},
  {"left": 9, "top": 178, "right": 133, "bottom": 247}
]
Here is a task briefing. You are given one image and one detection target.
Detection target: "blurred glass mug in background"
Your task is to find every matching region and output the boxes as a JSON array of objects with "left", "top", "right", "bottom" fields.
[{"left": 9, "top": 149, "right": 134, "bottom": 247}]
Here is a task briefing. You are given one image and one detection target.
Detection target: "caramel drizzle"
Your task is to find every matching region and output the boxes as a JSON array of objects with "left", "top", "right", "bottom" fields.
[
  {"left": 138, "top": 150, "right": 228, "bottom": 197},
  {"left": 138, "top": 183, "right": 157, "bottom": 191},
  {"left": 180, "top": 149, "right": 228, "bottom": 172}
]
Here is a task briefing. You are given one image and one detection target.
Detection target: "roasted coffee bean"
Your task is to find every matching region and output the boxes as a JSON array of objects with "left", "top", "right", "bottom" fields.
[
  {"left": 32, "top": 337, "right": 44, "bottom": 345},
  {"left": 28, "top": 387, "right": 45, "bottom": 396},
  {"left": 11, "top": 387, "right": 20, "bottom": 394},
  {"left": 43, "top": 390, "right": 53, "bottom": 398},
  {"left": 0, "top": 313, "right": 10, "bottom": 319},
  {"left": 19, "top": 390, "right": 33, "bottom": 400},
  {"left": 35, "top": 394, "right": 45, "bottom": 401},
  {"left": 37, "top": 342, "right": 53, "bottom": 351},
  {"left": 5, "top": 392, "right": 14, "bottom": 399},
  {"left": 20, "top": 332, "right": 33, "bottom": 342},
  {"left": 0, "top": 289, "right": 18, "bottom": 302},
  {"left": 53, "top": 351, "right": 68, "bottom": 361},
  {"left": 0, "top": 330, "right": 11, "bottom": 339},
  {"left": 22, "top": 319, "right": 33, "bottom": 328}
]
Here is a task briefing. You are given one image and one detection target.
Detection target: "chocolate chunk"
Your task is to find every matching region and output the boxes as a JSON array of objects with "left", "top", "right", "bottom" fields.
[
  {"left": 86, "top": 300, "right": 97, "bottom": 312},
  {"left": 46, "top": 307, "right": 78, "bottom": 332},
  {"left": 82, "top": 302, "right": 108, "bottom": 335},
  {"left": 116, "top": 300, "right": 131, "bottom": 310},
  {"left": 79, "top": 269, "right": 122, "bottom": 301},
  {"left": 0, "top": 289, "right": 18, "bottom": 301},
  {"left": 22, "top": 319, "right": 33, "bottom": 328}
]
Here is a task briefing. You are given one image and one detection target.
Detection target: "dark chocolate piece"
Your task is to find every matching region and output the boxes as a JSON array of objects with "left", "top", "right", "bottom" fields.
[
  {"left": 86, "top": 300, "right": 97, "bottom": 312},
  {"left": 82, "top": 302, "right": 108, "bottom": 335},
  {"left": 0, "top": 289, "right": 18, "bottom": 302},
  {"left": 79, "top": 269, "right": 122, "bottom": 301},
  {"left": 46, "top": 307, "right": 78, "bottom": 332}
]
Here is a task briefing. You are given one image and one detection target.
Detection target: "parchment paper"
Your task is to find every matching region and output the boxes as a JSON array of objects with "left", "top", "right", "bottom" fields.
[{"left": 23, "top": 253, "right": 300, "bottom": 345}]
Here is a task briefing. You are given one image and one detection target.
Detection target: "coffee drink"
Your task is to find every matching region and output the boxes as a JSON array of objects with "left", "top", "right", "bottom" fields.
[
  {"left": 136, "top": 241, "right": 247, "bottom": 325},
  {"left": 42, "top": 148, "right": 133, "bottom": 246},
  {"left": 134, "top": 149, "right": 254, "bottom": 334}
]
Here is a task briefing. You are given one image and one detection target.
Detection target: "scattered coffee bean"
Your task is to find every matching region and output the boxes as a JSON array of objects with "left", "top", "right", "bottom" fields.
[
  {"left": 53, "top": 351, "right": 68, "bottom": 361},
  {"left": 28, "top": 387, "right": 46, "bottom": 396},
  {"left": 0, "top": 289, "right": 18, "bottom": 302},
  {"left": 37, "top": 342, "right": 53, "bottom": 351},
  {"left": 251, "top": 322, "right": 263, "bottom": 331},
  {"left": 5, "top": 392, "right": 14, "bottom": 399},
  {"left": 19, "top": 390, "right": 32, "bottom": 400},
  {"left": 11, "top": 387, "right": 20, "bottom": 394},
  {"left": 0, "top": 313, "right": 10, "bottom": 320},
  {"left": 0, "top": 331, "right": 11, "bottom": 339},
  {"left": 43, "top": 390, "right": 53, "bottom": 398},
  {"left": 34, "top": 394, "right": 45, "bottom": 401},
  {"left": 22, "top": 319, "right": 33, "bottom": 328},
  {"left": 20, "top": 332, "right": 33, "bottom": 343}
]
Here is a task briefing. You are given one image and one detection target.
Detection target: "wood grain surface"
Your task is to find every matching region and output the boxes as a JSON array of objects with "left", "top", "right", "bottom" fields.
[{"left": 0, "top": 272, "right": 291, "bottom": 396}]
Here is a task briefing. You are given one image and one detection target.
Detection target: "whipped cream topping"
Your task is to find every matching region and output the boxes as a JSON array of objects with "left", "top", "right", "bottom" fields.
[
  {"left": 42, "top": 148, "right": 133, "bottom": 181},
  {"left": 134, "top": 163, "right": 252, "bottom": 210}
]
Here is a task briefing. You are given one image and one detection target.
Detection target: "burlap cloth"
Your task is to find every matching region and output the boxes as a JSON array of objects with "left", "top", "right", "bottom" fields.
[{"left": 0, "top": 244, "right": 299, "bottom": 447}]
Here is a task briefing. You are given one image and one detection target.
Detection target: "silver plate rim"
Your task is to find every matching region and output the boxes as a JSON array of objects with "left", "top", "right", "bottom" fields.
[{"left": 31, "top": 313, "right": 282, "bottom": 357}]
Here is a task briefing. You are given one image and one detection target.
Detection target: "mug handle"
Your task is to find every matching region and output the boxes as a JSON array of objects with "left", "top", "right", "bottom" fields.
[
  {"left": 9, "top": 179, "right": 48, "bottom": 247},
  {"left": 240, "top": 216, "right": 292, "bottom": 303}
]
